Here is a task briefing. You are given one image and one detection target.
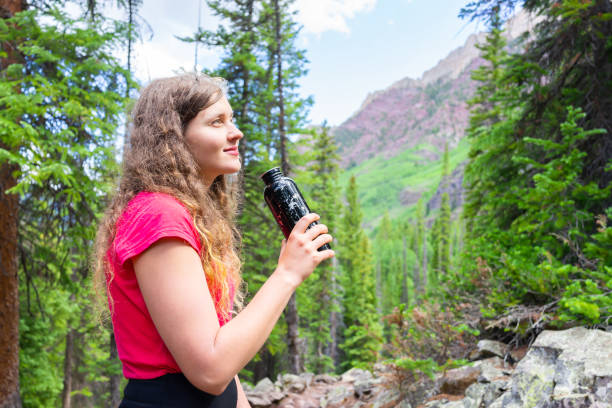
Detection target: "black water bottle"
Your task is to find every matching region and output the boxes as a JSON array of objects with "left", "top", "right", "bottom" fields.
[{"left": 261, "top": 167, "right": 331, "bottom": 251}]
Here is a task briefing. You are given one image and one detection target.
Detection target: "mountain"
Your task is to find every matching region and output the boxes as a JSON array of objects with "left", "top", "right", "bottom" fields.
[
  {"left": 332, "top": 32, "right": 485, "bottom": 169},
  {"left": 332, "top": 12, "right": 538, "bottom": 227}
]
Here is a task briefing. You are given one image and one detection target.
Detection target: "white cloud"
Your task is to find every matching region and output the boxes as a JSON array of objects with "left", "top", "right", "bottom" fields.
[{"left": 294, "top": 0, "right": 377, "bottom": 35}]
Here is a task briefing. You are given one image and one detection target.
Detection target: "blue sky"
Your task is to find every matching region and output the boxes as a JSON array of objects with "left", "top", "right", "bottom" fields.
[{"left": 130, "top": 0, "right": 482, "bottom": 126}]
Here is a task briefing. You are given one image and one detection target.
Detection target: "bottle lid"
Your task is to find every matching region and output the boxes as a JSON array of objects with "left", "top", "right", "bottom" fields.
[{"left": 261, "top": 167, "right": 283, "bottom": 185}]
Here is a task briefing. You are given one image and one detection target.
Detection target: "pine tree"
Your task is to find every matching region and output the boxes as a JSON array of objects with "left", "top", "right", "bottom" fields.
[
  {"left": 297, "top": 123, "right": 341, "bottom": 373},
  {"left": 459, "top": 0, "right": 612, "bottom": 323},
  {"left": 338, "top": 176, "right": 383, "bottom": 370},
  {"left": 193, "top": 0, "right": 312, "bottom": 378},
  {"left": 438, "top": 142, "right": 452, "bottom": 276},
  {"left": 415, "top": 198, "right": 425, "bottom": 295},
  {"left": 0, "top": 4, "right": 131, "bottom": 405},
  {"left": 0, "top": 2, "right": 24, "bottom": 405}
]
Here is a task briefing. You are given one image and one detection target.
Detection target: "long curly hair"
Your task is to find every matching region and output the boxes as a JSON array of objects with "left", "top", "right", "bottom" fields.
[{"left": 93, "top": 73, "right": 243, "bottom": 323}]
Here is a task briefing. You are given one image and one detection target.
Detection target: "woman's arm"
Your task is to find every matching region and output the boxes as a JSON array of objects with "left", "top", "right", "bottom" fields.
[
  {"left": 235, "top": 376, "right": 251, "bottom": 408},
  {"left": 133, "top": 213, "right": 333, "bottom": 395}
]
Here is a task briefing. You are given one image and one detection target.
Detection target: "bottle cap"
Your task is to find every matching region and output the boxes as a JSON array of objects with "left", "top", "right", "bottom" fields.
[{"left": 261, "top": 167, "right": 283, "bottom": 185}]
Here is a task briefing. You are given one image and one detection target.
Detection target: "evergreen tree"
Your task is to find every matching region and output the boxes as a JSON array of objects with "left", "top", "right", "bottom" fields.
[
  {"left": 439, "top": 142, "right": 452, "bottom": 276},
  {"left": 0, "top": 4, "right": 131, "bottom": 406},
  {"left": 297, "top": 123, "right": 341, "bottom": 373},
  {"left": 193, "top": 0, "right": 312, "bottom": 378},
  {"left": 429, "top": 216, "right": 441, "bottom": 290},
  {"left": 338, "top": 176, "right": 383, "bottom": 370},
  {"left": 0, "top": 2, "right": 24, "bottom": 405},
  {"left": 459, "top": 0, "right": 612, "bottom": 324},
  {"left": 415, "top": 198, "right": 425, "bottom": 295}
]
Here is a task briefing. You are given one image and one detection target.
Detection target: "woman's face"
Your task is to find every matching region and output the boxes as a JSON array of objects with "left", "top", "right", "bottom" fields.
[{"left": 184, "top": 96, "right": 243, "bottom": 185}]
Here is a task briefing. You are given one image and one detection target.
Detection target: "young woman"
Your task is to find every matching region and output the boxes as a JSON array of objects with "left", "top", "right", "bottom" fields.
[{"left": 93, "top": 73, "right": 334, "bottom": 407}]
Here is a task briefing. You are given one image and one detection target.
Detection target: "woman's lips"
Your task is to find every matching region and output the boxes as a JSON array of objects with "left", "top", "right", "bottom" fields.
[{"left": 224, "top": 146, "right": 239, "bottom": 156}]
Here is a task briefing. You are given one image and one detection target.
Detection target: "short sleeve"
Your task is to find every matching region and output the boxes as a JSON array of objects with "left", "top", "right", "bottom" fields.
[{"left": 114, "top": 192, "right": 201, "bottom": 266}]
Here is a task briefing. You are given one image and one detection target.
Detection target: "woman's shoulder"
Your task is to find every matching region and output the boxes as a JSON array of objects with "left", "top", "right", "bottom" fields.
[
  {"left": 124, "top": 191, "right": 188, "bottom": 217},
  {"left": 118, "top": 191, "right": 193, "bottom": 231},
  {"left": 113, "top": 191, "right": 201, "bottom": 262}
]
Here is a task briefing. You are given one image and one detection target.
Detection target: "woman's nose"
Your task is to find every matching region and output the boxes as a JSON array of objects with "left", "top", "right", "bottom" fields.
[{"left": 228, "top": 122, "right": 243, "bottom": 141}]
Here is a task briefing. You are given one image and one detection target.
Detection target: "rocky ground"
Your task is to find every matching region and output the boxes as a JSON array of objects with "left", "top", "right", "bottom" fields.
[{"left": 244, "top": 327, "right": 612, "bottom": 407}]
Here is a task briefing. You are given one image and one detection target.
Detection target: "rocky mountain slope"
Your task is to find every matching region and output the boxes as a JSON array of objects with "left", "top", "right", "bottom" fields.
[{"left": 331, "top": 12, "right": 539, "bottom": 225}]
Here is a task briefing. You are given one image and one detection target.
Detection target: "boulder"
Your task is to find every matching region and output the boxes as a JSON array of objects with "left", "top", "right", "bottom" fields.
[
  {"left": 475, "top": 356, "right": 512, "bottom": 383},
  {"left": 354, "top": 376, "right": 381, "bottom": 400},
  {"left": 491, "top": 327, "right": 612, "bottom": 407},
  {"left": 340, "top": 367, "right": 373, "bottom": 383},
  {"left": 246, "top": 377, "right": 285, "bottom": 407},
  {"left": 320, "top": 383, "right": 354, "bottom": 408},
  {"left": 277, "top": 373, "right": 308, "bottom": 393},
  {"left": 437, "top": 365, "right": 480, "bottom": 395},
  {"left": 313, "top": 373, "right": 338, "bottom": 385},
  {"left": 469, "top": 339, "right": 508, "bottom": 361}
]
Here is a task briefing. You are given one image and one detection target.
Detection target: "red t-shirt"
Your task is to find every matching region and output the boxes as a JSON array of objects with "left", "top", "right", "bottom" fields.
[{"left": 107, "top": 191, "right": 230, "bottom": 379}]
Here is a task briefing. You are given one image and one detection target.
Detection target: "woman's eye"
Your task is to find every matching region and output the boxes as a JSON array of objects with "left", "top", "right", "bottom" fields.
[{"left": 211, "top": 118, "right": 223, "bottom": 126}]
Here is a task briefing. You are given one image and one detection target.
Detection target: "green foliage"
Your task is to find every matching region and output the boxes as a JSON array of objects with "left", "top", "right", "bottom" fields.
[
  {"left": 0, "top": 5, "right": 131, "bottom": 406},
  {"left": 337, "top": 176, "right": 383, "bottom": 371},
  {"left": 297, "top": 124, "right": 342, "bottom": 373},
  {"left": 383, "top": 302, "right": 478, "bottom": 390},
  {"left": 339, "top": 139, "right": 470, "bottom": 227},
  {"left": 195, "top": 0, "right": 316, "bottom": 379},
  {"left": 460, "top": 0, "right": 612, "bottom": 330}
]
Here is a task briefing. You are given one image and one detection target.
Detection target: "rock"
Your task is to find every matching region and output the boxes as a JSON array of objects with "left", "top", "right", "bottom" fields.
[
  {"left": 437, "top": 365, "right": 480, "bottom": 395},
  {"left": 340, "top": 367, "right": 373, "bottom": 383},
  {"left": 354, "top": 376, "right": 380, "bottom": 400},
  {"left": 340, "top": 368, "right": 372, "bottom": 382},
  {"left": 300, "top": 372, "right": 314, "bottom": 387},
  {"left": 490, "top": 327, "right": 612, "bottom": 407},
  {"left": 313, "top": 373, "right": 338, "bottom": 385},
  {"left": 423, "top": 395, "right": 465, "bottom": 408},
  {"left": 246, "top": 377, "right": 285, "bottom": 407},
  {"left": 474, "top": 356, "right": 512, "bottom": 383},
  {"left": 278, "top": 373, "right": 308, "bottom": 394},
  {"left": 464, "top": 379, "right": 509, "bottom": 407},
  {"left": 374, "top": 362, "right": 393, "bottom": 375},
  {"left": 369, "top": 386, "right": 402, "bottom": 408},
  {"left": 320, "top": 383, "right": 354, "bottom": 407},
  {"left": 469, "top": 339, "right": 508, "bottom": 361},
  {"left": 394, "top": 399, "right": 412, "bottom": 408},
  {"left": 426, "top": 162, "right": 466, "bottom": 213},
  {"left": 399, "top": 188, "right": 424, "bottom": 207}
]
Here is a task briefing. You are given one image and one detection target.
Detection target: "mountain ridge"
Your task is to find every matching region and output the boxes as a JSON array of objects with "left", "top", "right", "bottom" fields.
[{"left": 332, "top": 11, "right": 539, "bottom": 170}]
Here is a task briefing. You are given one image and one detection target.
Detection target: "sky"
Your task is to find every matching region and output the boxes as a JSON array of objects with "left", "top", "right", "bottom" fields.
[{"left": 127, "top": 0, "right": 482, "bottom": 126}]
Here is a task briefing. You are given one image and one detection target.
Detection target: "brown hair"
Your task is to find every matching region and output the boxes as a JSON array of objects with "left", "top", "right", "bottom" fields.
[{"left": 93, "top": 73, "right": 243, "bottom": 322}]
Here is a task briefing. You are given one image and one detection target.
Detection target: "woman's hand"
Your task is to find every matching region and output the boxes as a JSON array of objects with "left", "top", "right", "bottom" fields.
[{"left": 275, "top": 213, "right": 335, "bottom": 288}]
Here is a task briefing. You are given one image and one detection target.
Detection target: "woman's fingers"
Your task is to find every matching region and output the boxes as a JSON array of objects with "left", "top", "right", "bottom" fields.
[
  {"left": 293, "top": 213, "right": 320, "bottom": 234},
  {"left": 305, "top": 223, "right": 328, "bottom": 241},
  {"left": 312, "top": 233, "right": 332, "bottom": 250},
  {"left": 316, "top": 248, "right": 335, "bottom": 263}
]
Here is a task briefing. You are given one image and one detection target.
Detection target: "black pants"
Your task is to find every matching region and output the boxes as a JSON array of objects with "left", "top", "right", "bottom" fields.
[{"left": 119, "top": 373, "right": 237, "bottom": 408}]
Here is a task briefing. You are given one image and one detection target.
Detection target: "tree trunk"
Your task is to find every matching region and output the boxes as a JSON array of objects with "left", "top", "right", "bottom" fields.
[
  {"left": 109, "top": 333, "right": 121, "bottom": 408},
  {"left": 238, "top": 0, "right": 254, "bottom": 173},
  {"left": 328, "top": 255, "right": 338, "bottom": 369},
  {"left": 375, "top": 262, "right": 382, "bottom": 314},
  {"left": 61, "top": 330, "right": 75, "bottom": 408},
  {"left": 273, "top": 0, "right": 299, "bottom": 374},
  {"left": 401, "top": 235, "right": 408, "bottom": 304},
  {"left": 0, "top": 1, "right": 23, "bottom": 406},
  {"left": 0, "top": 162, "right": 21, "bottom": 406},
  {"left": 422, "top": 238, "right": 428, "bottom": 292}
]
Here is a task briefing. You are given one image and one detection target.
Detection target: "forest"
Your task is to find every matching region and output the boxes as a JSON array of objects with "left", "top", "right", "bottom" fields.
[{"left": 0, "top": 0, "right": 610, "bottom": 406}]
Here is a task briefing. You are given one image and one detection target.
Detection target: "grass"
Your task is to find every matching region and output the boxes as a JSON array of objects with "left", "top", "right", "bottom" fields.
[{"left": 338, "top": 137, "right": 470, "bottom": 230}]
